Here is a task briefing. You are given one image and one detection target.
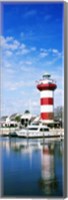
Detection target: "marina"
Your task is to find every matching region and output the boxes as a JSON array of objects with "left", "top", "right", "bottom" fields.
[
  {"left": 0, "top": 2, "right": 64, "bottom": 198},
  {"left": 0, "top": 73, "right": 64, "bottom": 139}
]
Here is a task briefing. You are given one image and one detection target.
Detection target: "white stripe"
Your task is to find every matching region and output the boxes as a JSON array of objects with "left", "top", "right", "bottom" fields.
[
  {"left": 40, "top": 90, "right": 53, "bottom": 98},
  {"left": 41, "top": 105, "right": 53, "bottom": 112},
  {"left": 41, "top": 119, "right": 54, "bottom": 123}
]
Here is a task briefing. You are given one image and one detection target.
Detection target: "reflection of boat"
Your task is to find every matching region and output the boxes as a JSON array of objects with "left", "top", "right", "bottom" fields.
[
  {"left": 7, "top": 138, "right": 42, "bottom": 154},
  {"left": 9, "top": 131, "right": 18, "bottom": 137}
]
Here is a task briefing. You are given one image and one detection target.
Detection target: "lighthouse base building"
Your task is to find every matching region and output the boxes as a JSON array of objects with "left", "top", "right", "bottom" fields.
[{"left": 36, "top": 73, "right": 57, "bottom": 126}]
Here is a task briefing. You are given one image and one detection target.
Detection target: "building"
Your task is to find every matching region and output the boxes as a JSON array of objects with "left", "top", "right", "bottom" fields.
[
  {"left": 0, "top": 116, "right": 9, "bottom": 127},
  {"left": 20, "top": 110, "right": 34, "bottom": 127},
  {"left": 0, "top": 114, "right": 18, "bottom": 127}
]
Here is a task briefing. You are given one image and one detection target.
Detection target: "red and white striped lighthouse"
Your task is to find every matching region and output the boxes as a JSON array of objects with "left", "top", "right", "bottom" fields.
[{"left": 36, "top": 73, "right": 57, "bottom": 124}]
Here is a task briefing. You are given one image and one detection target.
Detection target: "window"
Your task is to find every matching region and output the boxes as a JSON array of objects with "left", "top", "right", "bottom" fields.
[
  {"left": 40, "top": 128, "right": 49, "bottom": 132},
  {"left": 28, "top": 127, "right": 38, "bottom": 131}
]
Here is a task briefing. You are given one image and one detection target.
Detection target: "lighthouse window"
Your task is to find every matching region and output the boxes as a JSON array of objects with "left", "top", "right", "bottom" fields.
[
  {"left": 28, "top": 127, "right": 38, "bottom": 131},
  {"left": 40, "top": 128, "right": 49, "bottom": 132}
]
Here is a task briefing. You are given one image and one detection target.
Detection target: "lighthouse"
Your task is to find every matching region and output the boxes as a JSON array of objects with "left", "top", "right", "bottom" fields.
[{"left": 36, "top": 73, "right": 57, "bottom": 124}]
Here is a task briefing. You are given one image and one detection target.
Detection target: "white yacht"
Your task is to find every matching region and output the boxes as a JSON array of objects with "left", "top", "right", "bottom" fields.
[
  {"left": 16, "top": 123, "right": 51, "bottom": 138},
  {"left": 9, "top": 121, "right": 64, "bottom": 138},
  {"left": 9, "top": 122, "right": 64, "bottom": 138}
]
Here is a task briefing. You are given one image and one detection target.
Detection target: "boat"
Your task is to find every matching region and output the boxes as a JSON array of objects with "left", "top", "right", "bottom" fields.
[
  {"left": 16, "top": 123, "right": 49, "bottom": 138},
  {"left": 15, "top": 123, "right": 63, "bottom": 138},
  {"left": 9, "top": 131, "right": 18, "bottom": 137}
]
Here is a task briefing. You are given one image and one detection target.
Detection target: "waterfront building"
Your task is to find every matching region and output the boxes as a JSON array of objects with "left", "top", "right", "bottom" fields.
[
  {"left": 0, "top": 116, "right": 9, "bottom": 127},
  {"left": 0, "top": 115, "right": 18, "bottom": 127},
  {"left": 20, "top": 110, "right": 35, "bottom": 127}
]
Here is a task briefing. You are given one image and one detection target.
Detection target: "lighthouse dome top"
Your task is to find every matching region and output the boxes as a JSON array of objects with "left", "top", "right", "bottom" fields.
[
  {"left": 36, "top": 72, "right": 57, "bottom": 91},
  {"left": 42, "top": 73, "right": 51, "bottom": 79}
]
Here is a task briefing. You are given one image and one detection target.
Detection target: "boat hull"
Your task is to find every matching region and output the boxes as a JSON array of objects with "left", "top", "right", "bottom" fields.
[{"left": 16, "top": 132, "right": 64, "bottom": 139}]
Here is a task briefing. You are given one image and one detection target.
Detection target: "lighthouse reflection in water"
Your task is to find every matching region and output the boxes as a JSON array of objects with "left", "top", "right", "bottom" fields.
[
  {"left": 2, "top": 138, "right": 63, "bottom": 197},
  {"left": 40, "top": 142, "right": 60, "bottom": 195}
]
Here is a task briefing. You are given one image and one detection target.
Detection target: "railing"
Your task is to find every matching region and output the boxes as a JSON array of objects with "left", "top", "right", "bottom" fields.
[{"left": 36, "top": 79, "right": 56, "bottom": 85}]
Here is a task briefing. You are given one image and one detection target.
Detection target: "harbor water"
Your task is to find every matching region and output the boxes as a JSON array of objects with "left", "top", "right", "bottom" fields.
[{"left": 0, "top": 137, "right": 64, "bottom": 197}]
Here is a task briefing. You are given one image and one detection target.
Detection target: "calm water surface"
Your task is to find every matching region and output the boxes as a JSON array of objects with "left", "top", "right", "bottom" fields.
[{"left": 0, "top": 137, "right": 64, "bottom": 197}]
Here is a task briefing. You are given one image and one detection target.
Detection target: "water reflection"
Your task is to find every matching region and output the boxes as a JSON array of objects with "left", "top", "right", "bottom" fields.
[
  {"left": 39, "top": 140, "right": 63, "bottom": 196},
  {"left": 1, "top": 137, "right": 63, "bottom": 197},
  {"left": 2, "top": 138, "right": 42, "bottom": 153},
  {"left": 39, "top": 142, "right": 57, "bottom": 195},
  {"left": 1, "top": 137, "right": 62, "bottom": 151}
]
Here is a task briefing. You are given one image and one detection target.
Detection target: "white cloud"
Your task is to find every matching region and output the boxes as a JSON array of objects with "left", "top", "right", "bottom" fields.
[
  {"left": 23, "top": 9, "right": 37, "bottom": 18},
  {"left": 16, "top": 42, "right": 30, "bottom": 55},
  {"left": 39, "top": 48, "right": 62, "bottom": 59},
  {"left": 5, "top": 50, "right": 13, "bottom": 57},
  {"left": 20, "top": 43, "right": 26, "bottom": 50},
  {"left": 52, "top": 49, "right": 59, "bottom": 54},
  {"left": 21, "top": 48, "right": 30, "bottom": 55},
  {"left": 1, "top": 36, "right": 20, "bottom": 51},
  {"left": 6, "top": 36, "right": 14, "bottom": 42},
  {"left": 1, "top": 35, "right": 62, "bottom": 62},
  {"left": 24, "top": 61, "right": 32, "bottom": 65},
  {"left": 40, "top": 48, "right": 48, "bottom": 58},
  {"left": 4, "top": 79, "right": 35, "bottom": 91},
  {"left": 5, "top": 62, "right": 11, "bottom": 68},
  {"left": 40, "top": 51, "right": 48, "bottom": 58},
  {"left": 52, "top": 49, "right": 62, "bottom": 57},
  {"left": 0, "top": 35, "right": 31, "bottom": 56},
  {"left": 11, "top": 40, "right": 20, "bottom": 50}
]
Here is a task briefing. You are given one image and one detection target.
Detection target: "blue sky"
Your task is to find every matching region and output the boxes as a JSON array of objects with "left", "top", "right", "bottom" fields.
[{"left": 1, "top": 2, "right": 64, "bottom": 116}]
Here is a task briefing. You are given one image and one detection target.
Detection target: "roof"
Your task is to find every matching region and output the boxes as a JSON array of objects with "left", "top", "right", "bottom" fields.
[
  {"left": 43, "top": 73, "right": 51, "bottom": 79},
  {"left": 21, "top": 113, "right": 32, "bottom": 119},
  {"left": 10, "top": 113, "right": 21, "bottom": 120},
  {"left": 32, "top": 115, "right": 40, "bottom": 122},
  {"left": 0, "top": 116, "right": 8, "bottom": 121}
]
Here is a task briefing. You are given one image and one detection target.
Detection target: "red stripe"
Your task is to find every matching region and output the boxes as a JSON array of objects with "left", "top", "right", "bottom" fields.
[
  {"left": 37, "top": 83, "right": 57, "bottom": 91},
  {"left": 43, "top": 148, "right": 49, "bottom": 154},
  {"left": 40, "top": 98, "right": 53, "bottom": 105},
  {"left": 41, "top": 112, "right": 54, "bottom": 120}
]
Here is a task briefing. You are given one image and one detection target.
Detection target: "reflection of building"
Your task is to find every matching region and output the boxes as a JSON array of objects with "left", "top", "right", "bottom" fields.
[{"left": 39, "top": 142, "right": 58, "bottom": 195}]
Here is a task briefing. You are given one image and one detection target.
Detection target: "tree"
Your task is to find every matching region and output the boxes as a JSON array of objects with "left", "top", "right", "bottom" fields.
[
  {"left": 15, "top": 115, "right": 21, "bottom": 122},
  {"left": 54, "top": 106, "right": 64, "bottom": 120}
]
